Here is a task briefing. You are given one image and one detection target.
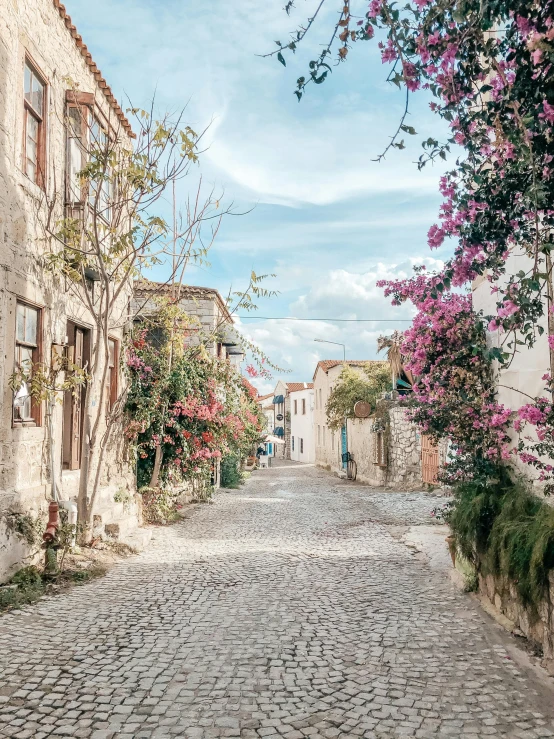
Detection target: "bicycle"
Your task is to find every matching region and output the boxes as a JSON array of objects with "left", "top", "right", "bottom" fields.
[{"left": 342, "top": 452, "right": 357, "bottom": 481}]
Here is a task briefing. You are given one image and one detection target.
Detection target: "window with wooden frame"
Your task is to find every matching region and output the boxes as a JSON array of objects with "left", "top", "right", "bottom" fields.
[
  {"left": 13, "top": 301, "right": 41, "bottom": 425},
  {"left": 89, "top": 115, "right": 112, "bottom": 222},
  {"left": 66, "top": 103, "right": 87, "bottom": 204},
  {"left": 23, "top": 59, "right": 46, "bottom": 185},
  {"left": 65, "top": 95, "right": 112, "bottom": 222},
  {"left": 106, "top": 338, "right": 118, "bottom": 414},
  {"left": 294, "top": 399, "right": 298, "bottom": 415},
  {"left": 302, "top": 398, "right": 306, "bottom": 415}
]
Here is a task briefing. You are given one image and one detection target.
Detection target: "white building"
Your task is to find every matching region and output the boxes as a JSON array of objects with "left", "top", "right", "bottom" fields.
[
  {"left": 257, "top": 393, "right": 274, "bottom": 432},
  {"left": 472, "top": 263, "right": 550, "bottom": 485},
  {"left": 289, "top": 383, "right": 315, "bottom": 463},
  {"left": 313, "top": 360, "right": 376, "bottom": 475}
]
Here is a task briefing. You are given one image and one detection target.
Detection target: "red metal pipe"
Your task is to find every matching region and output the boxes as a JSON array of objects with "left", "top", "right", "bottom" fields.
[{"left": 43, "top": 501, "right": 59, "bottom": 543}]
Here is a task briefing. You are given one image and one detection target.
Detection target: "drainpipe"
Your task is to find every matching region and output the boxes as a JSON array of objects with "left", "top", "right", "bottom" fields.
[{"left": 60, "top": 500, "right": 78, "bottom": 547}]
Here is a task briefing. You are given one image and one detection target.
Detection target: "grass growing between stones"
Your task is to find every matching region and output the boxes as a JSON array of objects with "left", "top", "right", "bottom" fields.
[
  {"left": 0, "top": 557, "right": 112, "bottom": 615},
  {"left": 450, "top": 477, "right": 554, "bottom": 609},
  {"left": 0, "top": 566, "right": 45, "bottom": 611}
]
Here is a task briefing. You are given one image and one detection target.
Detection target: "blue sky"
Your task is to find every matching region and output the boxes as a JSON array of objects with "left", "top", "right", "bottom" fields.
[{"left": 68, "top": 0, "right": 452, "bottom": 393}]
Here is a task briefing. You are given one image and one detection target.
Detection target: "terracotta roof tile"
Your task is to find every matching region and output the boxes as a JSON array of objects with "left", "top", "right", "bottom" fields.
[
  {"left": 312, "top": 359, "right": 384, "bottom": 381},
  {"left": 286, "top": 382, "right": 314, "bottom": 393},
  {"left": 52, "top": 0, "right": 134, "bottom": 138},
  {"left": 257, "top": 393, "right": 274, "bottom": 401}
]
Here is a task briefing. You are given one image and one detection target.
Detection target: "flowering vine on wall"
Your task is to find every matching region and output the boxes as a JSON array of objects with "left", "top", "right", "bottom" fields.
[
  {"left": 125, "top": 326, "right": 264, "bottom": 492},
  {"left": 268, "top": 0, "right": 554, "bottom": 486},
  {"left": 363, "top": 0, "right": 554, "bottom": 486}
]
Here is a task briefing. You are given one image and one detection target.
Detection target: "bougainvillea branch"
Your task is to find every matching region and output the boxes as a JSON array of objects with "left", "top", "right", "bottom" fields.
[
  {"left": 267, "top": 0, "right": 554, "bottom": 488},
  {"left": 268, "top": 0, "right": 554, "bottom": 359}
]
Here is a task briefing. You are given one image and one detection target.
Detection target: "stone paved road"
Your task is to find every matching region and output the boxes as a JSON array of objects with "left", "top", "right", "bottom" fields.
[{"left": 1, "top": 462, "right": 554, "bottom": 739}]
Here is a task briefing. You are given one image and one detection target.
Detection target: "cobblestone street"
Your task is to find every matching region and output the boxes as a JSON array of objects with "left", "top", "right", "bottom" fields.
[{"left": 1, "top": 462, "right": 554, "bottom": 739}]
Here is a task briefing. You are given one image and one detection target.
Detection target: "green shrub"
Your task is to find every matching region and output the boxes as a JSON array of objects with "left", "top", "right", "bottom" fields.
[
  {"left": 486, "top": 486, "right": 554, "bottom": 606},
  {"left": 449, "top": 479, "right": 503, "bottom": 562},
  {"left": 450, "top": 474, "right": 554, "bottom": 610},
  {"left": 0, "top": 566, "right": 45, "bottom": 612},
  {"left": 220, "top": 454, "right": 244, "bottom": 489}
]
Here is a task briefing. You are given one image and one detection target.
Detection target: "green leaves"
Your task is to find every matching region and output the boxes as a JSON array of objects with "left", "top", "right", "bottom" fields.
[
  {"left": 277, "top": 51, "right": 286, "bottom": 66},
  {"left": 400, "top": 124, "right": 417, "bottom": 135}
]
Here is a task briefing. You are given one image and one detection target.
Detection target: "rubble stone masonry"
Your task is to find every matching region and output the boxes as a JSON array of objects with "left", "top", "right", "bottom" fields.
[{"left": 0, "top": 0, "right": 141, "bottom": 580}]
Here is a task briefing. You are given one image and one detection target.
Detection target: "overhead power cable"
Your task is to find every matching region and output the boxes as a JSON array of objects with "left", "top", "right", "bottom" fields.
[{"left": 237, "top": 316, "right": 413, "bottom": 322}]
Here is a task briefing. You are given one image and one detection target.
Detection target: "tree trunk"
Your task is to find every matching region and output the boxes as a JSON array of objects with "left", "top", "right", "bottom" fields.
[
  {"left": 47, "top": 394, "right": 59, "bottom": 502},
  {"left": 77, "top": 400, "right": 93, "bottom": 539},
  {"left": 149, "top": 445, "right": 163, "bottom": 489}
]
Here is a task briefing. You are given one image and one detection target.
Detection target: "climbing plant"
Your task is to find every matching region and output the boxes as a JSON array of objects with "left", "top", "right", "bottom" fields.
[
  {"left": 125, "top": 308, "right": 265, "bottom": 494},
  {"left": 325, "top": 362, "right": 390, "bottom": 430},
  {"left": 265, "top": 0, "right": 554, "bottom": 399}
]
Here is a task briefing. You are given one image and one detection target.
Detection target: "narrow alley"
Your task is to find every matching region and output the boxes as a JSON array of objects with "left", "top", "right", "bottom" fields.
[{"left": 1, "top": 463, "right": 553, "bottom": 739}]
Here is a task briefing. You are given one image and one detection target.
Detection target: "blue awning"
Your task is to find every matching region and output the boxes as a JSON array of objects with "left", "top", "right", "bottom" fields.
[
  {"left": 272, "top": 394, "right": 284, "bottom": 404},
  {"left": 273, "top": 427, "right": 284, "bottom": 437}
]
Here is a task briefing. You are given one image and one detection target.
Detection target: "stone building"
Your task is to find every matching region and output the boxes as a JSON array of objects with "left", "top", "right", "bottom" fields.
[
  {"left": 313, "top": 360, "right": 437, "bottom": 488},
  {"left": 132, "top": 283, "right": 242, "bottom": 364},
  {"left": 348, "top": 402, "right": 434, "bottom": 490},
  {"left": 0, "top": 0, "right": 145, "bottom": 580}
]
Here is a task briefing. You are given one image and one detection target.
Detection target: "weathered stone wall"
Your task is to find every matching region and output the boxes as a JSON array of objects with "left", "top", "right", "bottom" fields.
[
  {"left": 478, "top": 570, "right": 554, "bottom": 675},
  {"left": 132, "top": 289, "right": 230, "bottom": 358},
  {"left": 0, "top": 0, "right": 141, "bottom": 580},
  {"left": 348, "top": 403, "right": 425, "bottom": 490}
]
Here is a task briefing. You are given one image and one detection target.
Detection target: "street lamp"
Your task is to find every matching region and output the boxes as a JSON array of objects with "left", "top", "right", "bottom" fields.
[
  {"left": 314, "top": 339, "right": 348, "bottom": 473},
  {"left": 314, "top": 338, "right": 346, "bottom": 362}
]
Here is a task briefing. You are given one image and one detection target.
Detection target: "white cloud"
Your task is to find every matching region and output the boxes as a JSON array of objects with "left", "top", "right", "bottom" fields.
[
  {"left": 290, "top": 257, "right": 443, "bottom": 318},
  {"left": 239, "top": 256, "right": 443, "bottom": 388},
  {"left": 69, "top": 0, "right": 453, "bottom": 392},
  {"left": 205, "top": 115, "right": 447, "bottom": 207}
]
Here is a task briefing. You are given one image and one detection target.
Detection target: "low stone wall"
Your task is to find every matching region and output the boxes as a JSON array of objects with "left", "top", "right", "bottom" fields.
[
  {"left": 348, "top": 404, "right": 425, "bottom": 489},
  {"left": 478, "top": 570, "right": 554, "bottom": 675}
]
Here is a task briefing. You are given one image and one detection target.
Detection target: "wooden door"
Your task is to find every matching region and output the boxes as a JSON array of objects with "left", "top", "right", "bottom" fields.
[
  {"left": 69, "top": 328, "right": 84, "bottom": 469},
  {"left": 63, "top": 324, "right": 87, "bottom": 470},
  {"left": 421, "top": 435, "right": 439, "bottom": 484},
  {"left": 341, "top": 425, "right": 347, "bottom": 469}
]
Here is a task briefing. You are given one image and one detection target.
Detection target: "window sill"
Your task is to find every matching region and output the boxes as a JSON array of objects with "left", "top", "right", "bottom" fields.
[
  {"left": 13, "top": 421, "right": 39, "bottom": 429},
  {"left": 19, "top": 172, "right": 46, "bottom": 197}
]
